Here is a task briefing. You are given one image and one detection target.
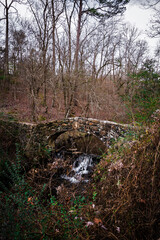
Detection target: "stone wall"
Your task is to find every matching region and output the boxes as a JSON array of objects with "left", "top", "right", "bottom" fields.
[
  {"left": 0, "top": 117, "right": 132, "bottom": 160},
  {"left": 68, "top": 117, "right": 129, "bottom": 145}
]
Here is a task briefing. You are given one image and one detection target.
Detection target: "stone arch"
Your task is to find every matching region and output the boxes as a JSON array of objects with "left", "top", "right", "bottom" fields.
[{"left": 47, "top": 129, "right": 107, "bottom": 155}]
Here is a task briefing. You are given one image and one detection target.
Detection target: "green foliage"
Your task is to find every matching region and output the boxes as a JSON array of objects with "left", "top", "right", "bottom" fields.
[
  {"left": 38, "top": 115, "right": 46, "bottom": 122},
  {"left": 122, "top": 59, "right": 160, "bottom": 123},
  {"left": 86, "top": 0, "right": 130, "bottom": 18},
  {"left": 0, "top": 121, "right": 159, "bottom": 239},
  {"left": 0, "top": 111, "right": 17, "bottom": 121},
  {"left": 0, "top": 144, "right": 21, "bottom": 191},
  {"left": 0, "top": 145, "right": 45, "bottom": 239},
  {"left": 50, "top": 195, "right": 87, "bottom": 239},
  {"left": 92, "top": 191, "right": 97, "bottom": 201},
  {"left": 106, "top": 128, "right": 142, "bottom": 157},
  {"left": 0, "top": 147, "right": 88, "bottom": 239},
  {"left": 0, "top": 70, "right": 5, "bottom": 81}
]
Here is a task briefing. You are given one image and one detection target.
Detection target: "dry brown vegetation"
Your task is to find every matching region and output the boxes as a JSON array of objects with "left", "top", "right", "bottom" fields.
[
  {"left": 85, "top": 115, "right": 160, "bottom": 239},
  {"left": 0, "top": 77, "right": 128, "bottom": 123},
  {"left": 0, "top": 104, "right": 159, "bottom": 240},
  {"left": 0, "top": 1, "right": 160, "bottom": 238}
]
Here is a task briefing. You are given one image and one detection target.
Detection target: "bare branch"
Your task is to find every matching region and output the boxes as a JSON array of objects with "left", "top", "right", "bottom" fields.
[
  {"left": 0, "top": 17, "right": 6, "bottom": 21},
  {"left": 0, "top": 0, "right": 5, "bottom": 8}
]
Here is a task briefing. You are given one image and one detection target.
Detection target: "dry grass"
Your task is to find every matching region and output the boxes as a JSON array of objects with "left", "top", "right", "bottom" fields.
[{"left": 86, "top": 115, "right": 160, "bottom": 239}]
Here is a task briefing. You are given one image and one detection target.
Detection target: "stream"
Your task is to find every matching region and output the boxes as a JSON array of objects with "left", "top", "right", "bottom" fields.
[{"left": 61, "top": 153, "right": 99, "bottom": 184}]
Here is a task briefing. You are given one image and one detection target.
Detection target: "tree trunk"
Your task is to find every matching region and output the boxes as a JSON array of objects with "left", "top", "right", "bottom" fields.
[
  {"left": 75, "top": 0, "right": 82, "bottom": 72},
  {"left": 74, "top": 0, "right": 83, "bottom": 106},
  {"left": 5, "top": 5, "right": 9, "bottom": 79},
  {"left": 43, "top": 50, "right": 48, "bottom": 113},
  {"left": 51, "top": 0, "right": 56, "bottom": 75},
  {"left": 51, "top": 0, "right": 56, "bottom": 107}
]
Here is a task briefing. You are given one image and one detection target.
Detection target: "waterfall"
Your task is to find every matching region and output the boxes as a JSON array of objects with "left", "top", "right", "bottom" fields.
[{"left": 61, "top": 154, "right": 96, "bottom": 184}]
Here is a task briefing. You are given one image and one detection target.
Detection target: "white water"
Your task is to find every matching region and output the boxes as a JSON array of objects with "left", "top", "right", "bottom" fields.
[{"left": 61, "top": 154, "right": 94, "bottom": 184}]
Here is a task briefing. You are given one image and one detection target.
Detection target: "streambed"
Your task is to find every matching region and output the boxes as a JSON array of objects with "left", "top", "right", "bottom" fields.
[
  {"left": 27, "top": 150, "right": 100, "bottom": 199},
  {"left": 61, "top": 153, "right": 99, "bottom": 184}
]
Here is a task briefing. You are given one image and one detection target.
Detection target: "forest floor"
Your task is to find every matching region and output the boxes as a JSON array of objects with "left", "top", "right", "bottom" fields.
[{"left": 0, "top": 82, "right": 128, "bottom": 123}]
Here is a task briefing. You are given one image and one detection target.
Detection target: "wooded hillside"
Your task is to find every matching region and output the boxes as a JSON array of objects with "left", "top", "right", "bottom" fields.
[{"left": 0, "top": 0, "right": 159, "bottom": 123}]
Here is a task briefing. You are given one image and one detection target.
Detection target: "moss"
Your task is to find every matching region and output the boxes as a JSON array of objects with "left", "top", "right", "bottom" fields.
[{"left": 38, "top": 115, "right": 46, "bottom": 122}]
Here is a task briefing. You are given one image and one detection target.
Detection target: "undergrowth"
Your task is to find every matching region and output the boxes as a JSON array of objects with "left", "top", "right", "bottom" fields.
[
  {"left": 88, "top": 115, "right": 160, "bottom": 239},
  {"left": 0, "top": 145, "right": 89, "bottom": 240},
  {"left": 0, "top": 115, "right": 159, "bottom": 240}
]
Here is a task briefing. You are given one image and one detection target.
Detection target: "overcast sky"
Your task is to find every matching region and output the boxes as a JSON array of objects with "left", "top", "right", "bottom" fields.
[
  {"left": 0, "top": 0, "right": 159, "bottom": 55},
  {"left": 124, "top": 1, "right": 159, "bottom": 53}
]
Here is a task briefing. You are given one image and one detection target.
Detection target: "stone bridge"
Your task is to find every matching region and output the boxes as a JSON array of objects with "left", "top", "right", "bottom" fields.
[
  {"left": 44, "top": 117, "right": 129, "bottom": 145},
  {"left": 0, "top": 117, "right": 132, "bottom": 160}
]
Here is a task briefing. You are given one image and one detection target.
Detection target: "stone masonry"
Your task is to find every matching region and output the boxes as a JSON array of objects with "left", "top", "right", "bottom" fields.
[{"left": 0, "top": 117, "right": 132, "bottom": 160}]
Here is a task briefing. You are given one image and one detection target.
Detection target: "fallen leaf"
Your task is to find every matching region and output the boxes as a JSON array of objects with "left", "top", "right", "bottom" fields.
[
  {"left": 138, "top": 199, "right": 146, "bottom": 204},
  {"left": 28, "top": 197, "right": 34, "bottom": 205},
  {"left": 94, "top": 218, "right": 102, "bottom": 225}
]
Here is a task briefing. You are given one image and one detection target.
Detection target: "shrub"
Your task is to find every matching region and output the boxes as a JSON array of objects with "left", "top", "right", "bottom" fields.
[
  {"left": 122, "top": 59, "right": 160, "bottom": 123},
  {"left": 89, "top": 116, "right": 160, "bottom": 239},
  {"left": 0, "top": 146, "right": 89, "bottom": 240}
]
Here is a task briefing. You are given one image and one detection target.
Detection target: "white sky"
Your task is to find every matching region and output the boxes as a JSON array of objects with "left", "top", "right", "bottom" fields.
[
  {"left": 1, "top": 0, "right": 159, "bottom": 54},
  {"left": 124, "top": 1, "right": 159, "bottom": 53}
]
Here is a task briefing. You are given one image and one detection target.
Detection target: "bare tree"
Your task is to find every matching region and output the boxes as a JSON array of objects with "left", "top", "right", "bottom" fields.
[
  {"left": 149, "top": 6, "right": 160, "bottom": 38},
  {"left": 72, "top": 0, "right": 130, "bottom": 105},
  {"left": 115, "top": 24, "right": 148, "bottom": 105},
  {"left": 10, "top": 29, "right": 26, "bottom": 71},
  {"left": 0, "top": 0, "right": 25, "bottom": 78},
  {"left": 154, "top": 41, "right": 160, "bottom": 71},
  {"left": 27, "top": 0, "right": 52, "bottom": 111},
  {"left": 73, "top": 0, "right": 130, "bottom": 73},
  {"left": 24, "top": 49, "right": 44, "bottom": 122},
  {"left": 50, "top": 0, "right": 64, "bottom": 74},
  {"left": 142, "top": 0, "right": 160, "bottom": 38},
  {"left": 49, "top": 0, "right": 64, "bottom": 107}
]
